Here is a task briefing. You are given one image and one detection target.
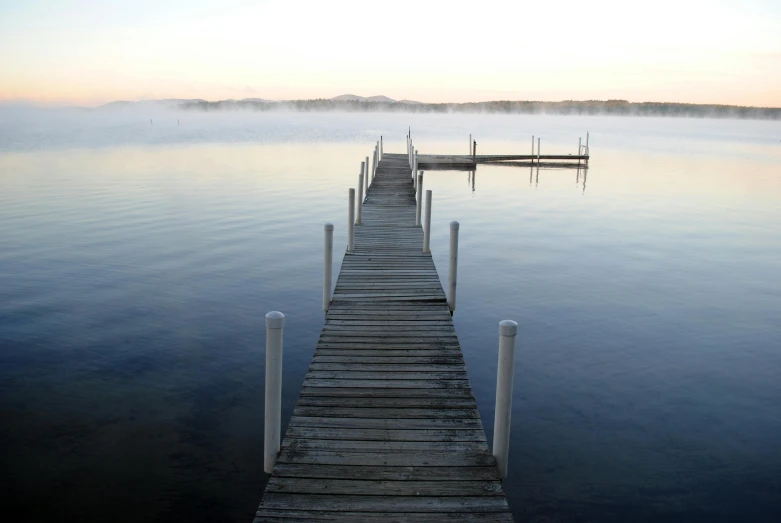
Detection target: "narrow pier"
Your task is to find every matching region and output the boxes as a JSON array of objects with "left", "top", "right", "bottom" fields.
[{"left": 254, "top": 152, "right": 514, "bottom": 521}]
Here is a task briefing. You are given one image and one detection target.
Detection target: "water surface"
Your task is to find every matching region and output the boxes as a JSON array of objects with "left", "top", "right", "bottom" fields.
[{"left": 1, "top": 110, "right": 780, "bottom": 522}]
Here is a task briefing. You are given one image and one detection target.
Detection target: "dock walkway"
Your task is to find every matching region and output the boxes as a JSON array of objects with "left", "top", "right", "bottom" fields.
[{"left": 254, "top": 153, "right": 513, "bottom": 522}]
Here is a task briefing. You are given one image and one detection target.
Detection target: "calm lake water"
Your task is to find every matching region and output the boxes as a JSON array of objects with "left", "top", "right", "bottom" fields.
[{"left": 1, "top": 109, "right": 780, "bottom": 522}]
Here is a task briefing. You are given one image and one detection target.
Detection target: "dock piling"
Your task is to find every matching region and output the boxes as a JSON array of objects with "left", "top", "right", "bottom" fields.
[
  {"left": 348, "top": 188, "right": 355, "bottom": 252},
  {"left": 323, "top": 224, "right": 334, "bottom": 311},
  {"left": 448, "top": 221, "right": 459, "bottom": 312},
  {"left": 364, "top": 156, "right": 370, "bottom": 193},
  {"left": 415, "top": 172, "right": 424, "bottom": 226},
  {"left": 469, "top": 134, "right": 472, "bottom": 155},
  {"left": 357, "top": 169, "right": 364, "bottom": 225},
  {"left": 423, "top": 189, "right": 432, "bottom": 253},
  {"left": 263, "top": 311, "right": 285, "bottom": 474},
  {"left": 413, "top": 150, "right": 418, "bottom": 185},
  {"left": 493, "top": 319, "right": 519, "bottom": 479},
  {"left": 537, "top": 137, "right": 541, "bottom": 162},
  {"left": 380, "top": 136, "right": 383, "bottom": 158}
]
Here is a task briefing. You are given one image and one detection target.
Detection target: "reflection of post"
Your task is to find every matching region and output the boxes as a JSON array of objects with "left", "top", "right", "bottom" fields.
[
  {"left": 583, "top": 168, "right": 588, "bottom": 194},
  {"left": 472, "top": 168, "right": 476, "bottom": 192},
  {"left": 529, "top": 167, "right": 533, "bottom": 186},
  {"left": 535, "top": 164, "right": 539, "bottom": 186},
  {"left": 576, "top": 165, "right": 580, "bottom": 184}
]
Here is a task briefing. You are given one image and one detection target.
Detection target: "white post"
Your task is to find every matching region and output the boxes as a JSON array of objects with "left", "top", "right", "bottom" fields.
[
  {"left": 413, "top": 150, "right": 418, "bottom": 180},
  {"left": 323, "top": 223, "right": 333, "bottom": 311},
  {"left": 380, "top": 136, "right": 383, "bottom": 158},
  {"left": 364, "top": 155, "right": 370, "bottom": 194},
  {"left": 264, "top": 311, "right": 285, "bottom": 474},
  {"left": 586, "top": 132, "right": 590, "bottom": 156},
  {"left": 423, "top": 189, "right": 432, "bottom": 253},
  {"left": 366, "top": 147, "right": 377, "bottom": 185},
  {"left": 493, "top": 319, "right": 518, "bottom": 479},
  {"left": 469, "top": 134, "right": 472, "bottom": 155},
  {"left": 537, "top": 137, "right": 540, "bottom": 161},
  {"left": 578, "top": 137, "right": 582, "bottom": 156},
  {"left": 357, "top": 170, "right": 364, "bottom": 225},
  {"left": 448, "top": 221, "right": 459, "bottom": 312},
  {"left": 348, "top": 188, "right": 355, "bottom": 252},
  {"left": 415, "top": 172, "right": 424, "bottom": 226},
  {"left": 531, "top": 135, "right": 534, "bottom": 156},
  {"left": 409, "top": 142, "right": 413, "bottom": 169}
]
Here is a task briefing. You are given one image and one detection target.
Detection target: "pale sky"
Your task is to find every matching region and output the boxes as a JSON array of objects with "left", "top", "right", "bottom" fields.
[{"left": 1, "top": 0, "right": 780, "bottom": 107}]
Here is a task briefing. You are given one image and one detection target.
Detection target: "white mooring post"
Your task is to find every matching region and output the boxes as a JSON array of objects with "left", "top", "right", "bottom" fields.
[
  {"left": 531, "top": 135, "right": 535, "bottom": 157},
  {"left": 415, "top": 172, "right": 424, "bottom": 226},
  {"left": 586, "top": 132, "right": 590, "bottom": 156},
  {"left": 323, "top": 223, "right": 334, "bottom": 311},
  {"left": 469, "top": 134, "right": 472, "bottom": 155},
  {"left": 537, "top": 137, "right": 541, "bottom": 162},
  {"left": 364, "top": 155, "right": 370, "bottom": 194},
  {"left": 357, "top": 170, "right": 364, "bottom": 225},
  {"left": 448, "top": 221, "right": 459, "bottom": 312},
  {"left": 423, "top": 189, "right": 432, "bottom": 253},
  {"left": 380, "top": 136, "right": 384, "bottom": 158},
  {"left": 348, "top": 188, "right": 355, "bottom": 252},
  {"left": 413, "top": 150, "right": 418, "bottom": 181},
  {"left": 578, "top": 137, "right": 582, "bottom": 156},
  {"left": 493, "top": 319, "right": 519, "bottom": 479},
  {"left": 264, "top": 311, "right": 285, "bottom": 474},
  {"left": 371, "top": 148, "right": 377, "bottom": 183}
]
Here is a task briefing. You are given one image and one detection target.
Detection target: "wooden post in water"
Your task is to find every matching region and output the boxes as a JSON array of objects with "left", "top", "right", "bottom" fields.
[
  {"left": 380, "top": 136, "right": 383, "bottom": 158},
  {"left": 493, "top": 319, "right": 518, "bottom": 479},
  {"left": 323, "top": 223, "right": 334, "bottom": 311},
  {"left": 413, "top": 150, "right": 418, "bottom": 183},
  {"left": 357, "top": 166, "right": 364, "bottom": 225},
  {"left": 537, "top": 137, "right": 540, "bottom": 162},
  {"left": 264, "top": 311, "right": 285, "bottom": 474},
  {"left": 586, "top": 132, "right": 590, "bottom": 158},
  {"left": 347, "top": 188, "right": 355, "bottom": 252},
  {"left": 423, "top": 190, "right": 432, "bottom": 253},
  {"left": 415, "top": 172, "right": 424, "bottom": 226},
  {"left": 473, "top": 141, "right": 477, "bottom": 165},
  {"left": 448, "top": 221, "right": 459, "bottom": 312},
  {"left": 364, "top": 156, "right": 370, "bottom": 194},
  {"left": 469, "top": 134, "right": 472, "bottom": 155}
]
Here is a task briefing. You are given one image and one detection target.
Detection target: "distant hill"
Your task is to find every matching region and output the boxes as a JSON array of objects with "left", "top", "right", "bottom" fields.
[{"left": 331, "top": 94, "right": 396, "bottom": 103}]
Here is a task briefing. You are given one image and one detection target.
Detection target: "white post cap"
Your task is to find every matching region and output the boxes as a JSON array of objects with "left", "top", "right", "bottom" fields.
[
  {"left": 324, "top": 223, "right": 334, "bottom": 231},
  {"left": 499, "top": 320, "right": 518, "bottom": 337},
  {"left": 265, "top": 311, "right": 285, "bottom": 329},
  {"left": 450, "top": 221, "right": 460, "bottom": 230}
]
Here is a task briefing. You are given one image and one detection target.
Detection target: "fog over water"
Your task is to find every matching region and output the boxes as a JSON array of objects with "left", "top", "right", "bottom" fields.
[{"left": 1, "top": 109, "right": 780, "bottom": 522}]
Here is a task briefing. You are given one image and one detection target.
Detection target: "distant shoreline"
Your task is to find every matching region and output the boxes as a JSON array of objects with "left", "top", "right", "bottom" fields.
[{"left": 173, "top": 99, "right": 781, "bottom": 120}]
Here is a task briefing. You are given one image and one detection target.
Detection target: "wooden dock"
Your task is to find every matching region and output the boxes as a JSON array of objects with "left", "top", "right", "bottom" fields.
[
  {"left": 419, "top": 153, "right": 589, "bottom": 169},
  {"left": 254, "top": 152, "right": 514, "bottom": 522}
]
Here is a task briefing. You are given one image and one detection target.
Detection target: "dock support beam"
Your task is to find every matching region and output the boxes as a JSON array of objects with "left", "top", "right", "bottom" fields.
[
  {"left": 348, "top": 188, "right": 355, "bottom": 252},
  {"left": 423, "top": 190, "right": 432, "bottom": 253},
  {"left": 323, "top": 223, "right": 333, "bottom": 311},
  {"left": 448, "top": 221, "right": 459, "bottom": 312},
  {"left": 264, "top": 311, "right": 285, "bottom": 474},
  {"left": 493, "top": 319, "right": 518, "bottom": 479}
]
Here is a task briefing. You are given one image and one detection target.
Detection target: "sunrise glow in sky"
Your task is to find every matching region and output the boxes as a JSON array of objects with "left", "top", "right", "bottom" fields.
[{"left": 1, "top": 0, "right": 780, "bottom": 107}]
